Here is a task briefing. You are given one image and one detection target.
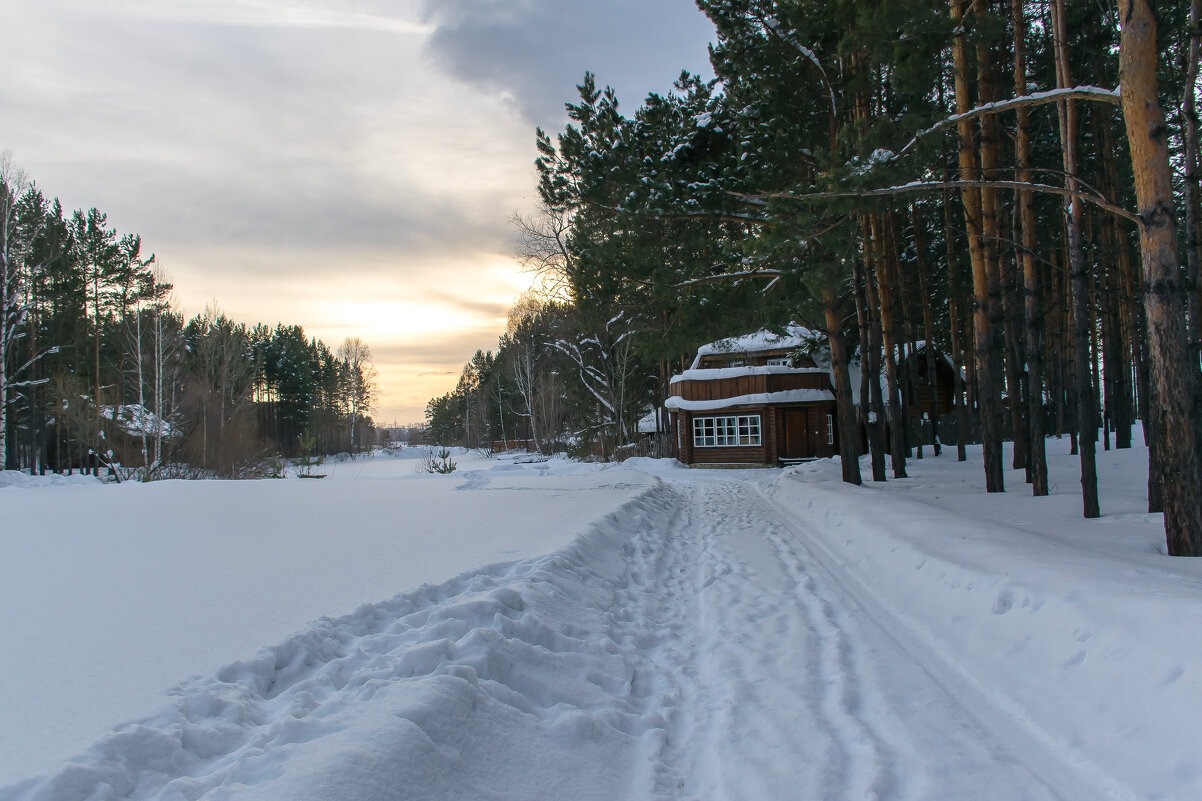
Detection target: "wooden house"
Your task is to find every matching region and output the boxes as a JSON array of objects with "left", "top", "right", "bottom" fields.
[
  {"left": 896, "top": 342, "right": 958, "bottom": 420},
  {"left": 666, "top": 326, "right": 841, "bottom": 466}
]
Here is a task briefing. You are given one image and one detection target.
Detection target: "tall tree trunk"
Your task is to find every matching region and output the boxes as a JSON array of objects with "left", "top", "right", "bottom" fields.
[
  {"left": 1118, "top": 0, "right": 1202, "bottom": 554},
  {"left": 944, "top": 188, "right": 970, "bottom": 461},
  {"left": 954, "top": 0, "right": 1005, "bottom": 491},
  {"left": 1013, "top": 0, "right": 1048, "bottom": 494},
  {"left": 824, "top": 283, "right": 862, "bottom": 485},
  {"left": 874, "top": 214, "right": 908, "bottom": 478},
  {"left": 855, "top": 223, "right": 888, "bottom": 481},
  {"left": 1095, "top": 117, "right": 1136, "bottom": 450},
  {"left": 1053, "top": 0, "right": 1100, "bottom": 517},
  {"left": 913, "top": 204, "right": 942, "bottom": 456},
  {"left": 977, "top": 18, "right": 1009, "bottom": 486}
]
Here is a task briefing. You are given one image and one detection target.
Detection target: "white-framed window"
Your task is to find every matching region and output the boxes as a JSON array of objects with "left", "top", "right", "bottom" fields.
[
  {"left": 693, "top": 414, "right": 761, "bottom": 447},
  {"left": 826, "top": 413, "right": 835, "bottom": 445},
  {"left": 766, "top": 357, "right": 790, "bottom": 367},
  {"left": 727, "top": 359, "right": 744, "bottom": 368}
]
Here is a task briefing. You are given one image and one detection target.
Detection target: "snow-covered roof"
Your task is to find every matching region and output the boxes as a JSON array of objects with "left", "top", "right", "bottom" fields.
[
  {"left": 689, "top": 324, "right": 823, "bottom": 369},
  {"left": 670, "top": 327, "right": 951, "bottom": 412},
  {"left": 665, "top": 389, "right": 835, "bottom": 412},
  {"left": 670, "top": 365, "right": 830, "bottom": 385}
]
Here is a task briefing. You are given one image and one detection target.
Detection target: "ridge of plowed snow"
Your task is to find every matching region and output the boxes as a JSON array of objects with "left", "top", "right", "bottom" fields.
[{"left": 8, "top": 481, "right": 678, "bottom": 801}]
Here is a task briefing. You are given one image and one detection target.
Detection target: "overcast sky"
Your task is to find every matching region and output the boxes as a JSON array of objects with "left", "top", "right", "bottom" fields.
[{"left": 1, "top": 0, "right": 716, "bottom": 424}]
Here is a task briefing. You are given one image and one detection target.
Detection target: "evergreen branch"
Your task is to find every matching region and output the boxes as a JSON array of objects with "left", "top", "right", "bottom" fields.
[{"left": 748, "top": 9, "right": 838, "bottom": 122}]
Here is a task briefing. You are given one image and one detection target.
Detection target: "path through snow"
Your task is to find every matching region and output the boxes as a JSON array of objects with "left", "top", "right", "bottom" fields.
[{"left": 625, "top": 475, "right": 1132, "bottom": 801}]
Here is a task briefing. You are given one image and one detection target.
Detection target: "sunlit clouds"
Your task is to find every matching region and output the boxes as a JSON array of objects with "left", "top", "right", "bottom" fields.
[{"left": 1, "top": 0, "right": 714, "bottom": 422}]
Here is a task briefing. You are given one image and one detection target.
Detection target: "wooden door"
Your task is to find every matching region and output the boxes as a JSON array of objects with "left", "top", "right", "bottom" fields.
[{"left": 781, "top": 409, "right": 811, "bottom": 458}]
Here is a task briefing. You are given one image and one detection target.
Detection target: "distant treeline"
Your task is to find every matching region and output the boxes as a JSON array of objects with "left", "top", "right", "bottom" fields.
[
  {"left": 1, "top": 155, "right": 377, "bottom": 478},
  {"left": 425, "top": 296, "right": 658, "bottom": 460}
]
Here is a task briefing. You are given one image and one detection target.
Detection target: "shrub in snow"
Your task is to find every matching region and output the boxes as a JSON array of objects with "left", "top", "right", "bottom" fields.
[
  {"left": 264, "top": 453, "right": 287, "bottom": 479},
  {"left": 294, "top": 431, "right": 326, "bottom": 478},
  {"left": 418, "top": 447, "right": 457, "bottom": 474}
]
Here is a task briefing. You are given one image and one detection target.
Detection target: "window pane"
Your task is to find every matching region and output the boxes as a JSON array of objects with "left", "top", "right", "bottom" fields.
[{"left": 736, "top": 415, "right": 761, "bottom": 445}]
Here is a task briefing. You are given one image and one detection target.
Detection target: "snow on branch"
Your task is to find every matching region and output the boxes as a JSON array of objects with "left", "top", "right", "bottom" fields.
[
  {"left": 894, "top": 87, "right": 1121, "bottom": 160},
  {"left": 678, "top": 268, "right": 784, "bottom": 288},
  {"left": 736, "top": 178, "right": 1141, "bottom": 228},
  {"left": 597, "top": 203, "right": 769, "bottom": 227}
]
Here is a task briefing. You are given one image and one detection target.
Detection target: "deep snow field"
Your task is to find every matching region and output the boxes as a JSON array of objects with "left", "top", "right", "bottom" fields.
[{"left": 2, "top": 435, "right": 1200, "bottom": 800}]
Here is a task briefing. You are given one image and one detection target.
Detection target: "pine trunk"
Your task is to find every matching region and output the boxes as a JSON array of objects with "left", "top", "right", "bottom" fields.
[
  {"left": 1053, "top": 0, "right": 1100, "bottom": 517},
  {"left": 1013, "top": 0, "right": 1048, "bottom": 494},
  {"left": 913, "top": 204, "right": 942, "bottom": 456},
  {"left": 954, "top": 0, "right": 1005, "bottom": 491},
  {"left": 874, "top": 214, "right": 908, "bottom": 478},
  {"left": 824, "top": 285, "right": 862, "bottom": 485},
  {"left": 943, "top": 189, "right": 970, "bottom": 461},
  {"left": 1095, "top": 117, "right": 1135, "bottom": 450},
  {"left": 1118, "top": 0, "right": 1202, "bottom": 554},
  {"left": 855, "top": 223, "right": 888, "bottom": 481}
]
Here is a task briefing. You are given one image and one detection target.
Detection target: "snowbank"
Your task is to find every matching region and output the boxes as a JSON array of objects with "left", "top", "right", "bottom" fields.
[
  {"left": 6, "top": 482, "right": 678, "bottom": 801},
  {"left": 0, "top": 453, "right": 652, "bottom": 789},
  {"left": 769, "top": 442, "right": 1202, "bottom": 800}
]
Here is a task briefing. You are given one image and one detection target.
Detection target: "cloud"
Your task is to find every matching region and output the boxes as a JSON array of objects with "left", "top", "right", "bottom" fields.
[
  {"left": 0, "top": 0, "right": 715, "bottom": 424},
  {"left": 105, "top": 0, "right": 432, "bottom": 34},
  {"left": 2, "top": 2, "right": 531, "bottom": 263},
  {"left": 418, "top": 0, "right": 716, "bottom": 127}
]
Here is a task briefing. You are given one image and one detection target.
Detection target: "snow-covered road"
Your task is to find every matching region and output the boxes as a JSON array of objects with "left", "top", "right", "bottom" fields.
[
  {"left": 619, "top": 476, "right": 1133, "bottom": 801},
  {"left": 13, "top": 452, "right": 1181, "bottom": 801}
]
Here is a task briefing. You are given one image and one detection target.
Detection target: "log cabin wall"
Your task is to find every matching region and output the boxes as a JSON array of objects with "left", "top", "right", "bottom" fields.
[
  {"left": 898, "top": 351, "right": 958, "bottom": 419},
  {"left": 678, "top": 407, "right": 778, "bottom": 466}
]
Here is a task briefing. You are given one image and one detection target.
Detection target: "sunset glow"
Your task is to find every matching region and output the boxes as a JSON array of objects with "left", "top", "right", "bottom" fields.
[{"left": 1, "top": 0, "right": 715, "bottom": 425}]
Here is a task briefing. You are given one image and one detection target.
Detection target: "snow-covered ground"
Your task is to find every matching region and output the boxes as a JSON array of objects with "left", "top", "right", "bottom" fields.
[
  {"left": 0, "top": 450, "right": 652, "bottom": 791},
  {"left": 3, "top": 436, "right": 1200, "bottom": 800}
]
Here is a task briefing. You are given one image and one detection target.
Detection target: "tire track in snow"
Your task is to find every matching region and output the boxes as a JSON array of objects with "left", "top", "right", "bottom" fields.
[
  {"left": 756, "top": 481, "right": 1142, "bottom": 801},
  {"left": 634, "top": 473, "right": 1135, "bottom": 801},
  {"left": 634, "top": 479, "right": 901, "bottom": 801}
]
